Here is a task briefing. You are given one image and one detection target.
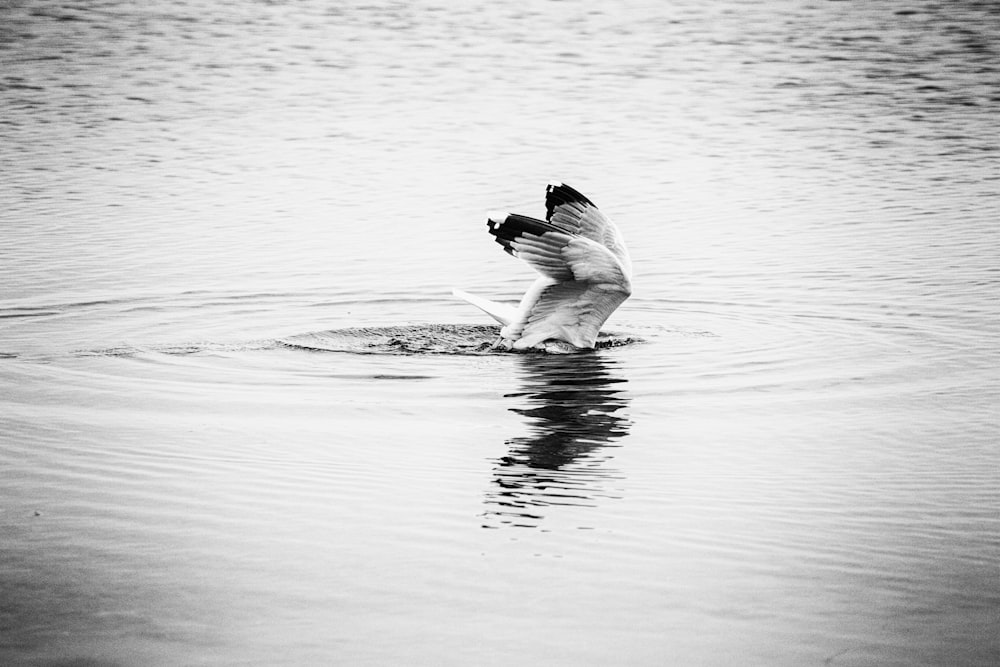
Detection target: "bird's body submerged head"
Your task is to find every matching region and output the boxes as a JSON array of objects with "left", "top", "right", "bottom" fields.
[{"left": 489, "top": 334, "right": 588, "bottom": 354}]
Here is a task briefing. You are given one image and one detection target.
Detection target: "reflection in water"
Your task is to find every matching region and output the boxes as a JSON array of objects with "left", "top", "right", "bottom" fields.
[{"left": 483, "top": 353, "right": 632, "bottom": 529}]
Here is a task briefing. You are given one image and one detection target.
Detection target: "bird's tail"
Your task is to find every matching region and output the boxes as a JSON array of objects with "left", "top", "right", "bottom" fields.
[{"left": 451, "top": 288, "right": 517, "bottom": 326}]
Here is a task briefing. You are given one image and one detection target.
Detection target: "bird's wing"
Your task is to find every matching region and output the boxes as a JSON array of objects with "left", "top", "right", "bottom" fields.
[
  {"left": 487, "top": 212, "right": 631, "bottom": 349},
  {"left": 488, "top": 213, "right": 575, "bottom": 281},
  {"left": 544, "top": 182, "right": 631, "bottom": 272},
  {"left": 515, "top": 277, "right": 631, "bottom": 349}
]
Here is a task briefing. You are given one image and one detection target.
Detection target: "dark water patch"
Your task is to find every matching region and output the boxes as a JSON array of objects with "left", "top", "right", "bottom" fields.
[
  {"left": 0, "top": 309, "right": 62, "bottom": 319},
  {"left": 280, "top": 325, "right": 641, "bottom": 356},
  {"left": 75, "top": 346, "right": 142, "bottom": 357},
  {"left": 75, "top": 341, "right": 279, "bottom": 358},
  {"left": 483, "top": 352, "right": 631, "bottom": 529}
]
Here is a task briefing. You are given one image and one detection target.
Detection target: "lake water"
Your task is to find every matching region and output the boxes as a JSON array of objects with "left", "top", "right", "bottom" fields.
[{"left": 2, "top": 1, "right": 999, "bottom": 665}]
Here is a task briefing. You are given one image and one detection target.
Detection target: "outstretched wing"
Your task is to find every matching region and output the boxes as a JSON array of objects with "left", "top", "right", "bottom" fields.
[
  {"left": 544, "top": 182, "right": 631, "bottom": 274},
  {"left": 487, "top": 212, "right": 631, "bottom": 349}
]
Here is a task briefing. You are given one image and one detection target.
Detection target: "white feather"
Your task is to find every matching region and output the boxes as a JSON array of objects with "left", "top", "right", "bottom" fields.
[{"left": 451, "top": 288, "right": 517, "bottom": 326}]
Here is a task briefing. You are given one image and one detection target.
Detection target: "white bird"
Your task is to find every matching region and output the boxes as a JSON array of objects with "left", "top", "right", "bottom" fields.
[{"left": 454, "top": 183, "right": 632, "bottom": 352}]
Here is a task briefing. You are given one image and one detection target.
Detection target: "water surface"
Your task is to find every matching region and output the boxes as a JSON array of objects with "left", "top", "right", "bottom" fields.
[{"left": 2, "top": 1, "right": 999, "bottom": 665}]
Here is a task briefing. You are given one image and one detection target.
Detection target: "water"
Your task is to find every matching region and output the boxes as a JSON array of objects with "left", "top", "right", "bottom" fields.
[{"left": 2, "top": 1, "right": 999, "bottom": 664}]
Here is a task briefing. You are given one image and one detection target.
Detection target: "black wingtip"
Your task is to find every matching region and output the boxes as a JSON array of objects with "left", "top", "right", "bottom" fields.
[
  {"left": 487, "top": 213, "right": 513, "bottom": 253},
  {"left": 487, "top": 213, "right": 564, "bottom": 255},
  {"left": 545, "top": 182, "right": 596, "bottom": 220},
  {"left": 489, "top": 214, "right": 560, "bottom": 241}
]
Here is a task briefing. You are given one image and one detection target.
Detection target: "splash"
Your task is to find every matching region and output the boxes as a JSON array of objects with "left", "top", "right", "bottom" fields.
[
  {"left": 280, "top": 325, "right": 641, "bottom": 356},
  {"left": 70, "top": 325, "right": 640, "bottom": 358}
]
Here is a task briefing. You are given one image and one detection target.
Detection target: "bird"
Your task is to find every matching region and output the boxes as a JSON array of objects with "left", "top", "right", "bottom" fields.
[{"left": 453, "top": 183, "right": 632, "bottom": 352}]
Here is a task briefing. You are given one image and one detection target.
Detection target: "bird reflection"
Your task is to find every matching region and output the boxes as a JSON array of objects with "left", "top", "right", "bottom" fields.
[{"left": 483, "top": 352, "right": 631, "bottom": 529}]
